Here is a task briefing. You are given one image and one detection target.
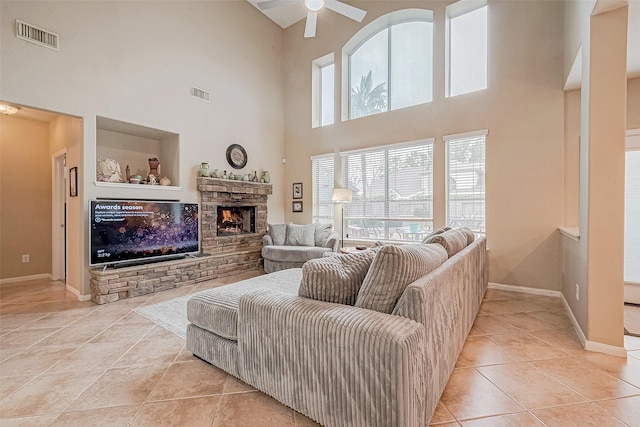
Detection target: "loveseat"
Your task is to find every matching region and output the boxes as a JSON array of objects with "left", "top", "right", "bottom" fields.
[
  {"left": 186, "top": 228, "right": 487, "bottom": 426},
  {"left": 261, "top": 223, "right": 339, "bottom": 273}
]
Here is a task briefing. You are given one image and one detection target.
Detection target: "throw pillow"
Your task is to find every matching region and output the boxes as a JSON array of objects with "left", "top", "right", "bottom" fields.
[
  {"left": 420, "top": 226, "right": 452, "bottom": 244},
  {"left": 422, "top": 228, "right": 468, "bottom": 258},
  {"left": 314, "top": 223, "right": 333, "bottom": 247},
  {"left": 299, "top": 247, "right": 381, "bottom": 305},
  {"left": 268, "top": 223, "right": 287, "bottom": 246},
  {"left": 285, "top": 223, "right": 315, "bottom": 246},
  {"left": 355, "top": 244, "right": 448, "bottom": 314}
]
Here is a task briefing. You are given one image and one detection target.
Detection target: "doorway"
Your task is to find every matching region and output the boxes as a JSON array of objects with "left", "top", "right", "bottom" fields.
[
  {"left": 52, "top": 149, "right": 67, "bottom": 282},
  {"left": 624, "top": 130, "right": 640, "bottom": 336}
]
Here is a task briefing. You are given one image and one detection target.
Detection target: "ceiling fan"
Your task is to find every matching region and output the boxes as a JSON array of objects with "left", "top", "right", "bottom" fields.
[{"left": 257, "top": 0, "right": 366, "bottom": 38}]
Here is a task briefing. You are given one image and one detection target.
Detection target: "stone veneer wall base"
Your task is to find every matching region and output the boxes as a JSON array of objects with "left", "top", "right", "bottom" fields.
[{"left": 90, "top": 178, "right": 272, "bottom": 304}]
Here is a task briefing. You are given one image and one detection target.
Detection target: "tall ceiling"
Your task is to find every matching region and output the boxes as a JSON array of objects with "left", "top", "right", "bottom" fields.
[{"left": 246, "top": 0, "right": 639, "bottom": 91}]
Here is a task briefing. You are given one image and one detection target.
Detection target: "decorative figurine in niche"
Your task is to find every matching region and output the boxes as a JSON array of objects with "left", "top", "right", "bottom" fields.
[
  {"left": 97, "top": 158, "right": 123, "bottom": 182},
  {"left": 160, "top": 176, "right": 171, "bottom": 186},
  {"left": 148, "top": 158, "right": 160, "bottom": 180},
  {"left": 148, "top": 174, "right": 157, "bottom": 185}
]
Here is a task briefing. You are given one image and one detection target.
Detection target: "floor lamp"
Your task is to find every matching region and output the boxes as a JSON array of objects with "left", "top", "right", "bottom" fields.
[{"left": 332, "top": 188, "right": 352, "bottom": 248}]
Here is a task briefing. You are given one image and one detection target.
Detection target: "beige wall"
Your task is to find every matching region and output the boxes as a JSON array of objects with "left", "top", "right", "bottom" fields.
[
  {"left": 0, "top": 1, "right": 285, "bottom": 296},
  {"left": 561, "top": 5, "right": 629, "bottom": 349},
  {"left": 282, "top": 0, "right": 565, "bottom": 290},
  {"left": 0, "top": 116, "right": 52, "bottom": 280}
]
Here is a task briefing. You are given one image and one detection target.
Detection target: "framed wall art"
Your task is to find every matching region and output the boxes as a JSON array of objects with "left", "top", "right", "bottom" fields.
[
  {"left": 292, "top": 201, "right": 303, "bottom": 212},
  {"left": 69, "top": 167, "right": 78, "bottom": 197},
  {"left": 293, "top": 182, "right": 303, "bottom": 199}
]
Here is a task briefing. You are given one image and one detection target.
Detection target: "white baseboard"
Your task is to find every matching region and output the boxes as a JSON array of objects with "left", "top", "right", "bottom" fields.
[
  {"left": 65, "top": 284, "right": 92, "bottom": 302},
  {"left": 0, "top": 273, "right": 52, "bottom": 285},
  {"left": 488, "top": 282, "right": 562, "bottom": 298},
  {"left": 489, "top": 282, "right": 627, "bottom": 358}
]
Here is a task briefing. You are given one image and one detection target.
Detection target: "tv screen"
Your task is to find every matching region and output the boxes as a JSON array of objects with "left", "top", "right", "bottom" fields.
[{"left": 90, "top": 200, "right": 199, "bottom": 266}]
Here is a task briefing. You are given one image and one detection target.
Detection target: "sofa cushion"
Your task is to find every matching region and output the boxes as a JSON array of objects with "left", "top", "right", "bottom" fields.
[
  {"left": 422, "top": 228, "right": 468, "bottom": 258},
  {"left": 187, "top": 269, "right": 302, "bottom": 340},
  {"left": 268, "top": 223, "right": 287, "bottom": 246},
  {"left": 286, "top": 223, "right": 316, "bottom": 246},
  {"left": 459, "top": 227, "right": 476, "bottom": 245},
  {"left": 299, "top": 247, "right": 380, "bottom": 305},
  {"left": 355, "top": 244, "right": 448, "bottom": 314},
  {"left": 262, "top": 245, "right": 331, "bottom": 263},
  {"left": 420, "top": 226, "right": 451, "bottom": 244},
  {"left": 314, "top": 223, "right": 333, "bottom": 247}
]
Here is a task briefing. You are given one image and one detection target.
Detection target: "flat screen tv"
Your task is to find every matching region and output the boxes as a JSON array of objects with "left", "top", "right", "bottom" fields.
[{"left": 90, "top": 200, "right": 199, "bottom": 267}]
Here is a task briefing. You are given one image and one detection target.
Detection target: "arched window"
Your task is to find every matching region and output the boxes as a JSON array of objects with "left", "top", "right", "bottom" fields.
[{"left": 342, "top": 9, "right": 433, "bottom": 121}]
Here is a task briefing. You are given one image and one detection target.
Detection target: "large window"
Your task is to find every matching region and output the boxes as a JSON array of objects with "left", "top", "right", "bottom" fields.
[
  {"left": 445, "top": 130, "right": 486, "bottom": 233},
  {"left": 312, "top": 53, "right": 335, "bottom": 128},
  {"left": 345, "top": 9, "right": 433, "bottom": 120},
  {"left": 312, "top": 154, "right": 335, "bottom": 224},
  {"left": 446, "top": 0, "right": 488, "bottom": 97},
  {"left": 341, "top": 140, "right": 434, "bottom": 241}
]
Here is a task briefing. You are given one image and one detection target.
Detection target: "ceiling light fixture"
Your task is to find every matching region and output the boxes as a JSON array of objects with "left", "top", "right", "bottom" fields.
[
  {"left": 257, "top": 0, "right": 366, "bottom": 38},
  {"left": 305, "top": 0, "right": 324, "bottom": 12},
  {"left": 0, "top": 104, "right": 20, "bottom": 115}
]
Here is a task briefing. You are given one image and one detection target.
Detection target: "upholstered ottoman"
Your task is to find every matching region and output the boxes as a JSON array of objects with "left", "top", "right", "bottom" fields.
[{"left": 186, "top": 269, "right": 302, "bottom": 376}]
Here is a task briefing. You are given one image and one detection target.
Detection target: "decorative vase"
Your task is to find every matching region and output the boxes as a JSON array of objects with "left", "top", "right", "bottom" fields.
[
  {"left": 252, "top": 171, "right": 259, "bottom": 182},
  {"left": 222, "top": 170, "right": 228, "bottom": 179},
  {"left": 212, "top": 169, "right": 220, "bottom": 178},
  {"left": 261, "top": 171, "right": 270, "bottom": 183},
  {"left": 198, "top": 162, "right": 210, "bottom": 177},
  {"left": 242, "top": 174, "right": 250, "bottom": 181},
  {"left": 148, "top": 157, "right": 160, "bottom": 177}
]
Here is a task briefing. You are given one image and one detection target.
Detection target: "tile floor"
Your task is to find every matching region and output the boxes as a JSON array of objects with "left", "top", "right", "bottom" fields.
[{"left": 1, "top": 276, "right": 640, "bottom": 426}]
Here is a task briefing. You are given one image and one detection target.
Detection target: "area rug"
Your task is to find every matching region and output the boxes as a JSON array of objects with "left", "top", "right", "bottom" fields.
[{"left": 134, "top": 295, "right": 192, "bottom": 339}]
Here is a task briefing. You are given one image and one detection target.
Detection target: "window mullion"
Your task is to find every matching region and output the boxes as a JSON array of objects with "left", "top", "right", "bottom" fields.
[{"left": 387, "top": 27, "right": 392, "bottom": 112}]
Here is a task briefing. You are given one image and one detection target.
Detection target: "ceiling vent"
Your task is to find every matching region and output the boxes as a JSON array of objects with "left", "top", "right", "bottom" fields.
[
  {"left": 190, "top": 86, "right": 211, "bottom": 103},
  {"left": 16, "top": 20, "right": 59, "bottom": 51}
]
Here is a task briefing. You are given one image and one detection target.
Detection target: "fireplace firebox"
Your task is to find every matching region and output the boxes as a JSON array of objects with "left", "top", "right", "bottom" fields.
[{"left": 217, "top": 206, "right": 256, "bottom": 236}]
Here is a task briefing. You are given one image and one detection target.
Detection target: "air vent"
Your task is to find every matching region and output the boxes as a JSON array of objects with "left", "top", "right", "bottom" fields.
[
  {"left": 190, "top": 86, "right": 211, "bottom": 103},
  {"left": 16, "top": 20, "right": 59, "bottom": 51}
]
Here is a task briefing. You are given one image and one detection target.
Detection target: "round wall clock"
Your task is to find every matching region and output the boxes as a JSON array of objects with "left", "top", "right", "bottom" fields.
[{"left": 226, "top": 144, "right": 247, "bottom": 169}]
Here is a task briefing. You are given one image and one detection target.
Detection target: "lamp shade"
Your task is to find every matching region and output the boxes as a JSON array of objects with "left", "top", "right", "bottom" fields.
[{"left": 332, "top": 188, "right": 352, "bottom": 203}]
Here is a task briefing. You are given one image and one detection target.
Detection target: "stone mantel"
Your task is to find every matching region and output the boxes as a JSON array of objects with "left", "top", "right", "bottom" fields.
[{"left": 196, "top": 177, "right": 273, "bottom": 197}]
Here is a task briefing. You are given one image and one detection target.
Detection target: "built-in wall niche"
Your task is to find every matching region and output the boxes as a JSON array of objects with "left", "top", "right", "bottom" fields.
[{"left": 96, "top": 116, "right": 180, "bottom": 188}]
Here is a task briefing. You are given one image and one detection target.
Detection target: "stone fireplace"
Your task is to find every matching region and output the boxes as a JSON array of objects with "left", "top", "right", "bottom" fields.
[
  {"left": 217, "top": 206, "right": 256, "bottom": 236},
  {"left": 198, "top": 177, "right": 271, "bottom": 267}
]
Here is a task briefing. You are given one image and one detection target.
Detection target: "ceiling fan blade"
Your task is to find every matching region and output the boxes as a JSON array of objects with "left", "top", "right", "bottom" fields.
[
  {"left": 304, "top": 11, "right": 317, "bottom": 38},
  {"left": 325, "top": 0, "right": 366, "bottom": 22},
  {"left": 257, "top": 0, "right": 301, "bottom": 11}
]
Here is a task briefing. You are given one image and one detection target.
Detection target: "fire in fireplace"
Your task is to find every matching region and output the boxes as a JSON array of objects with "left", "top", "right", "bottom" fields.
[{"left": 217, "top": 206, "right": 256, "bottom": 236}]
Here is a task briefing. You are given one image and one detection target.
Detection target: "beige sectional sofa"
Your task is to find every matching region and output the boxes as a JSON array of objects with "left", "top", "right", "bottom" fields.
[
  {"left": 187, "top": 229, "right": 487, "bottom": 426},
  {"left": 261, "top": 223, "right": 339, "bottom": 273}
]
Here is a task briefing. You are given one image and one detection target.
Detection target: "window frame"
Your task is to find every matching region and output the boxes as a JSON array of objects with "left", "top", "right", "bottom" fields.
[
  {"left": 445, "top": 0, "right": 488, "bottom": 98},
  {"left": 341, "top": 9, "right": 434, "bottom": 122},
  {"left": 340, "top": 138, "right": 435, "bottom": 243},
  {"left": 311, "top": 153, "right": 336, "bottom": 225},
  {"left": 444, "top": 129, "right": 487, "bottom": 235},
  {"left": 312, "top": 53, "right": 335, "bottom": 128}
]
